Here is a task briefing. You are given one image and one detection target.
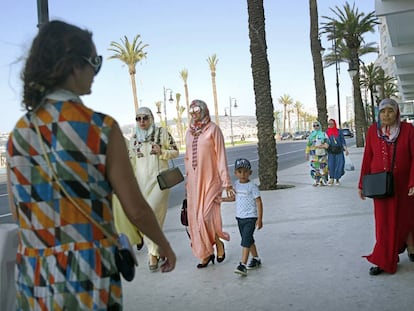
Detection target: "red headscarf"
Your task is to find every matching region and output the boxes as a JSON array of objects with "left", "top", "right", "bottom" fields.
[{"left": 326, "top": 119, "right": 339, "bottom": 138}]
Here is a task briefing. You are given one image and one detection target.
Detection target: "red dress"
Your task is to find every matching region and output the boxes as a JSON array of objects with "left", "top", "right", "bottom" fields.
[{"left": 358, "top": 122, "right": 414, "bottom": 273}]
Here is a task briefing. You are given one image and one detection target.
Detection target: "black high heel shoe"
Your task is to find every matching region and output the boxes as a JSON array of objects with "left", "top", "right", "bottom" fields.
[
  {"left": 216, "top": 241, "right": 226, "bottom": 263},
  {"left": 197, "top": 254, "right": 215, "bottom": 268}
]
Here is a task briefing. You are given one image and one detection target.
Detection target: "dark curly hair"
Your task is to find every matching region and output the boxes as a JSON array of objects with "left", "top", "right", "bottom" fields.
[{"left": 22, "top": 20, "right": 94, "bottom": 111}]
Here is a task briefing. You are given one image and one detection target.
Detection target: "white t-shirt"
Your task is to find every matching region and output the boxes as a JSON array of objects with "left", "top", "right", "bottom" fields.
[{"left": 234, "top": 180, "right": 260, "bottom": 218}]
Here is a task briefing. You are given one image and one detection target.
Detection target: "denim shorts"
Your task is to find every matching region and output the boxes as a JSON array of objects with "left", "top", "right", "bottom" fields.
[{"left": 236, "top": 217, "right": 257, "bottom": 248}]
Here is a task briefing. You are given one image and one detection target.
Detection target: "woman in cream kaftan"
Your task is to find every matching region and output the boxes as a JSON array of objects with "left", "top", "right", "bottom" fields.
[
  {"left": 184, "top": 100, "right": 235, "bottom": 267},
  {"left": 115, "top": 107, "right": 179, "bottom": 270}
]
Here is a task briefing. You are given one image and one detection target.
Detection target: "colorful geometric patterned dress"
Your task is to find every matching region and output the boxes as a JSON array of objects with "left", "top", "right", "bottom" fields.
[{"left": 7, "top": 100, "right": 123, "bottom": 310}]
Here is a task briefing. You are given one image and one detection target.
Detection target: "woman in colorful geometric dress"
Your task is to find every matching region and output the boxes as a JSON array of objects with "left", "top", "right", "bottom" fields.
[
  {"left": 305, "top": 121, "right": 329, "bottom": 186},
  {"left": 358, "top": 98, "right": 414, "bottom": 275},
  {"left": 6, "top": 20, "right": 175, "bottom": 310},
  {"left": 184, "top": 99, "right": 235, "bottom": 268},
  {"left": 326, "top": 119, "right": 349, "bottom": 185}
]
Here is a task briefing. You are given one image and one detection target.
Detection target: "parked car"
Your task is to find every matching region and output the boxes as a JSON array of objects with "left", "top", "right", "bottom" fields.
[
  {"left": 281, "top": 132, "right": 292, "bottom": 140},
  {"left": 293, "top": 131, "right": 306, "bottom": 140},
  {"left": 341, "top": 128, "right": 354, "bottom": 138}
]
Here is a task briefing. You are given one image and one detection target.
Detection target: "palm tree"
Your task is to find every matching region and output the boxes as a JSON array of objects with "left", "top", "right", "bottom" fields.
[
  {"left": 322, "top": 2, "right": 379, "bottom": 147},
  {"left": 247, "top": 0, "right": 277, "bottom": 190},
  {"left": 293, "top": 100, "right": 303, "bottom": 131},
  {"left": 309, "top": 0, "right": 328, "bottom": 130},
  {"left": 179, "top": 69, "right": 190, "bottom": 125},
  {"left": 360, "top": 63, "right": 384, "bottom": 124},
  {"left": 108, "top": 35, "right": 148, "bottom": 115},
  {"left": 207, "top": 54, "right": 220, "bottom": 126},
  {"left": 375, "top": 67, "right": 396, "bottom": 103},
  {"left": 174, "top": 93, "right": 184, "bottom": 147},
  {"left": 278, "top": 94, "right": 293, "bottom": 134},
  {"left": 383, "top": 82, "right": 399, "bottom": 99}
]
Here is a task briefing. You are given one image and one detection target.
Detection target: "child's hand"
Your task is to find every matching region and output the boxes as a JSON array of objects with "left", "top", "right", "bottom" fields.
[{"left": 256, "top": 219, "right": 263, "bottom": 230}]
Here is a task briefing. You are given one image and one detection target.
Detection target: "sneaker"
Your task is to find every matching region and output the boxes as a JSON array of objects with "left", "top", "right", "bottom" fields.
[
  {"left": 247, "top": 258, "right": 261, "bottom": 270},
  {"left": 328, "top": 179, "right": 334, "bottom": 186},
  {"left": 335, "top": 180, "right": 340, "bottom": 185},
  {"left": 234, "top": 263, "right": 247, "bottom": 276},
  {"left": 320, "top": 179, "right": 326, "bottom": 186}
]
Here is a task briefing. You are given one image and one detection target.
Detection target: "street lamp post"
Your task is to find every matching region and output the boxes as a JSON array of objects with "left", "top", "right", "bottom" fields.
[
  {"left": 225, "top": 97, "right": 238, "bottom": 146},
  {"left": 333, "top": 26, "right": 341, "bottom": 128},
  {"left": 37, "top": 0, "right": 49, "bottom": 29},
  {"left": 163, "top": 86, "right": 174, "bottom": 127}
]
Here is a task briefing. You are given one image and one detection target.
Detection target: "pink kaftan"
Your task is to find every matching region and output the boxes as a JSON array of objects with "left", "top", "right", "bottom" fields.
[{"left": 184, "top": 121, "right": 232, "bottom": 260}]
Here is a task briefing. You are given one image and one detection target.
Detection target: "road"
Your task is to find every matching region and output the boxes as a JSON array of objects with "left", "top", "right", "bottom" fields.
[{"left": 0, "top": 138, "right": 355, "bottom": 224}]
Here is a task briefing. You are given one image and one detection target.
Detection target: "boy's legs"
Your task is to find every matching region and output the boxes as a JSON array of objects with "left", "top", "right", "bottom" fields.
[
  {"left": 241, "top": 246, "right": 250, "bottom": 264},
  {"left": 249, "top": 243, "right": 259, "bottom": 258},
  {"left": 235, "top": 218, "right": 257, "bottom": 275}
]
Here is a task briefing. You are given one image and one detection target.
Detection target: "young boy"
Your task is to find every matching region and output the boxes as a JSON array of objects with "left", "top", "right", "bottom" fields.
[{"left": 223, "top": 158, "right": 263, "bottom": 276}]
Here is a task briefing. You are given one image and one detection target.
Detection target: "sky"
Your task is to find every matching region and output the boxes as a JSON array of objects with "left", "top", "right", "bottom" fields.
[{"left": 0, "top": 0, "right": 378, "bottom": 133}]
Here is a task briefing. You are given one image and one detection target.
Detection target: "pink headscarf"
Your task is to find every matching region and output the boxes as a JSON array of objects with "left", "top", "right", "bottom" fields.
[{"left": 189, "top": 99, "right": 211, "bottom": 136}]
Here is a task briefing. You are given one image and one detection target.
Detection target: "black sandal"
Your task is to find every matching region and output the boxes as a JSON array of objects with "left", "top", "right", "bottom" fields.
[{"left": 369, "top": 266, "right": 383, "bottom": 275}]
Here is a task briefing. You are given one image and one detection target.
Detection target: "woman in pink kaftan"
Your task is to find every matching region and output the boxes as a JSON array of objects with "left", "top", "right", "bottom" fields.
[
  {"left": 184, "top": 100, "right": 235, "bottom": 268},
  {"left": 358, "top": 98, "right": 414, "bottom": 275}
]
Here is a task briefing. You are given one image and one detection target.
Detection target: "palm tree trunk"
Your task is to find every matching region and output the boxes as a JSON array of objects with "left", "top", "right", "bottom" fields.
[
  {"left": 353, "top": 73, "right": 367, "bottom": 147},
  {"left": 211, "top": 73, "right": 219, "bottom": 126},
  {"left": 247, "top": 0, "right": 277, "bottom": 190},
  {"left": 184, "top": 83, "right": 190, "bottom": 126},
  {"left": 309, "top": 0, "right": 328, "bottom": 130},
  {"left": 130, "top": 73, "right": 139, "bottom": 114}
]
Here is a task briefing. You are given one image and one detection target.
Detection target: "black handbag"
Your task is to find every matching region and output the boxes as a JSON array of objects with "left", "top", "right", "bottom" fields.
[
  {"left": 155, "top": 129, "right": 184, "bottom": 190},
  {"left": 362, "top": 140, "right": 396, "bottom": 199},
  {"left": 181, "top": 199, "right": 188, "bottom": 226},
  {"left": 114, "top": 233, "right": 138, "bottom": 281},
  {"left": 157, "top": 165, "right": 184, "bottom": 190},
  {"left": 328, "top": 145, "right": 343, "bottom": 154}
]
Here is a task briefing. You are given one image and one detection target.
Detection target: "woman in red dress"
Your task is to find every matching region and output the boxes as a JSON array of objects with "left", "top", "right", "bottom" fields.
[{"left": 358, "top": 98, "right": 414, "bottom": 275}]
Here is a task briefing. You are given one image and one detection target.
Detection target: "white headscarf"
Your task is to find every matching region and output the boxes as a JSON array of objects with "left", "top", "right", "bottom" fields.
[{"left": 135, "top": 107, "right": 156, "bottom": 143}]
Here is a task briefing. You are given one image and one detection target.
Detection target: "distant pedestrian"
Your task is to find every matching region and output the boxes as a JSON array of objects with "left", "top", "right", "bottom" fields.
[
  {"left": 358, "top": 98, "right": 414, "bottom": 275},
  {"left": 305, "top": 121, "right": 329, "bottom": 186},
  {"left": 222, "top": 158, "right": 263, "bottom": 276},
  {"left": 326, "top": 119, "right": 349, "bottom": 185}
]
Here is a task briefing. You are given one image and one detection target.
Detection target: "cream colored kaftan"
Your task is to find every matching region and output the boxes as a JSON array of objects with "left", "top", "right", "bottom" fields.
[
  {"left": 184, "top": 121, "right": 232, "bottom": 260},
  {"left": 114, "top": 128, "right": 179, "bottom": 257},
  {"left": 133, "top": 127, "right": 179, "bottom": 257}
]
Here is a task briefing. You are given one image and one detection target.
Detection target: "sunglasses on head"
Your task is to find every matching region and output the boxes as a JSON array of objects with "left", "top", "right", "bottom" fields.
[
  {"left": 189, "top": 106, "right": 201, "bottom": 114},
  {"left": 82, "top": 55, "right": 103, "bottom": 75},
  {"left": 136, "top": 115, "right": 150, "bottom": 122}
]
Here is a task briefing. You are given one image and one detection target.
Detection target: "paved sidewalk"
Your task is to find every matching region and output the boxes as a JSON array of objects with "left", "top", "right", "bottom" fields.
[{"left": 122, "top": 146, "right": 414, "bottom": 311}]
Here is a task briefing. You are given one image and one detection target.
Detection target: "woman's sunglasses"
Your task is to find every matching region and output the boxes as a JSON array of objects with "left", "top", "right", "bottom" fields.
[
  {"left": 136, "top": 115, "right": 149, "bottom": 122},
  {"left": 189, "top": 106, "right": 201, "bottom": 114},
  {"left": 313, "top": 124, "right": 320, "bottom": 128},
  {"left": 82, "top": 55, "right": 103, "bottom": 75}
]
